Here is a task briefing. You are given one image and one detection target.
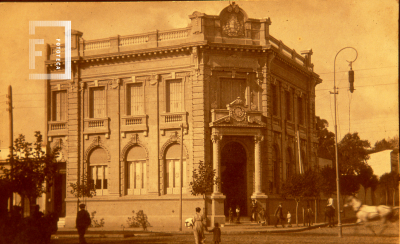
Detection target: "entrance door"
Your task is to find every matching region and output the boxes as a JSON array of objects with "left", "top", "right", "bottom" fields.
[
  {"left": 53, "top": 173, "right": 66, "bottom": 217},
  {"left": 221, "top": 141, "right": 247, "bottom": 216}
]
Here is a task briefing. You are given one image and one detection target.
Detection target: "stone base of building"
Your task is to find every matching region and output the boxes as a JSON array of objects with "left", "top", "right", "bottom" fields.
[
  {"left": 210, "top": 193, "right": 226, "bottom": 227},
  {"left": 64, "top": 196, "right": 205, "bottom": 228}
]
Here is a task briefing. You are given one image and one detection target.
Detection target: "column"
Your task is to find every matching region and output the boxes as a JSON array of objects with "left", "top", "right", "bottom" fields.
[
  {"left": 210, "top": 132, "right": 225, "bottom": 227},
  {"left": 254, "top": 134, "right": 263, "bottom": 194},
  {"left": 251, "top": 134, "right": 268, "bottom": 225},
  {"left": 211, "top": 133, "right": 222, "bottom": 194}
]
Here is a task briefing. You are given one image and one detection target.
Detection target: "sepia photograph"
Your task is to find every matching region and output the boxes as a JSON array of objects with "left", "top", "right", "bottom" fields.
[{"left": 0, "top": 1, "right": 398, "bottom": 243}]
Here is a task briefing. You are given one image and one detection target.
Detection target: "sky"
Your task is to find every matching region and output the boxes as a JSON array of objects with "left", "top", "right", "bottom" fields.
[{"left": 0, "top": 1, "right": 398, "bottom": 149}]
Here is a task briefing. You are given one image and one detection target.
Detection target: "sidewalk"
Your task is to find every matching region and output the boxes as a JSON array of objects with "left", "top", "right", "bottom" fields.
[{"left": 52, "top": 221, "right": 343, "bottom": 239}]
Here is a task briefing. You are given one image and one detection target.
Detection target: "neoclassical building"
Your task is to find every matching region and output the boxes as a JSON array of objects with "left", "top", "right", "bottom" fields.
[{"left": 44, "top": 3, "right": 322, "bottom": 228}]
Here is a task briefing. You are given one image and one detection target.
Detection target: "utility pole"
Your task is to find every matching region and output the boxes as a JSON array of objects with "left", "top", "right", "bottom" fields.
[
  {"left": 332, "top": 47, "right": 358, "bottom": 237},
  {"left": 179, "top": 123, "right": 184, "bottom": 231},
  {"left": 7, "top": 85, "right": 14, "bottom": 211}
]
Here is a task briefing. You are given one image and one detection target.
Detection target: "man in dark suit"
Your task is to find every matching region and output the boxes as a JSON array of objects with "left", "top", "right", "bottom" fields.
[
  {"left": 76, "top": 204, "right": 91, "bottom": 244},
  {"left": 274, "top": 202, "right": 285, "bottom": 228}
]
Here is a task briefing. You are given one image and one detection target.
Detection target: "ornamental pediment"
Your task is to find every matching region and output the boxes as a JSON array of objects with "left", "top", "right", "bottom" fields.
[{"left": 210, "top": 97, "right": 266, "bottom": 127}]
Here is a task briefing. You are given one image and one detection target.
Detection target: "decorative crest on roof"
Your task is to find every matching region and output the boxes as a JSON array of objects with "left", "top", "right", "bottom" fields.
[{"left": 220, "top": 2, "right": 246, "bottom": 37}]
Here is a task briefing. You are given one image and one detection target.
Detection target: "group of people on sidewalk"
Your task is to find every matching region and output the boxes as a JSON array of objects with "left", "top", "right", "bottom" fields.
[{"left": 275, "top": 202, "right": 315, "bottom": 228}]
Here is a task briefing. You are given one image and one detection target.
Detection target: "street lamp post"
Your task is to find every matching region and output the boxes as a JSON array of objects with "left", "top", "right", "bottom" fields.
[{"left": 332, "top": 47, "right": 358, "bottom": 237}]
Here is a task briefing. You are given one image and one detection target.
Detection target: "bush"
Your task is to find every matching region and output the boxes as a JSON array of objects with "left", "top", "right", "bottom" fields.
[
  {"left": 89, "top": 211, "right": 105, "bottom": 228},
  {"left": 126, "top": 210, "right": 151, "bottom": 231}
]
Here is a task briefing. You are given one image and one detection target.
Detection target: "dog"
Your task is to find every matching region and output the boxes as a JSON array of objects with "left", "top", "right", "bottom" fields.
[{"left": 185, "top": 218, "right": 194, "bottom": 228}]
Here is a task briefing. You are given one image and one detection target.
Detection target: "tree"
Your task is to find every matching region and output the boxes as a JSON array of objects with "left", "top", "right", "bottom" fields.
[
  {"left": 357, "top": 165, "right": 376, "bottom": 202},
  {"left": 369, "top": 175, "right": 379, "bottom": 205},
  {"left": 338, "top": 132, "right": 370, "bottom": 176},
  {"left": 372, "top": 135, "right": 399, "bottom": 153},
  {"left": 281, "top": 170, "right": 321, "bottom": 226},
  {"left": 319, "top": 166, "right": 336, "bottom": 197},
  {"left": 189, "top": 160, "right": 219, "bottom": 198},
  {"left": 0, "top": 132, "right": 60, "bottom": 214},
  {"left": 69, "top": 174, "right": 96, "bottom": 211},
  {"left": 379, "top": 172, "right": 399, "bottom": 206},
  {"left": 316, "top": 117, "right": 335, "bottom": 161},
  {"left": 189, "top": 160, "right": 220, "bottom": 221}
]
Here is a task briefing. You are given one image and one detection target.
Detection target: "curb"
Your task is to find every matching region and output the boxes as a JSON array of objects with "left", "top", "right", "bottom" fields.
[{"left": 52, "top": 223, "right": 336, "bottom": 238}]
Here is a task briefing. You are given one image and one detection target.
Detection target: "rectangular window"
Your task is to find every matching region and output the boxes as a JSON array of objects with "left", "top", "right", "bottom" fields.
[
  {"left": 89, "top": 87, "right": 105, "bottom": 118},
  {"left": 127, "top": 83, "right": 144, "bottom": 115},
  {"left": 166, "top": 159, "right": 186, "bottom": 194},
  {"left": 52, "top": 90, "right": 67, "bottom": 121},
  {"left": 127, "top": 161, "right": 146, "bottom": 195},
  {"left": 298, "top": 97, "right": 304, "bottom": 125},
  {"left": 166, "top": 80, "right": 183, "bottom": 113},
  {"left": 89, "top": 165, "right": 108, "bottom": 196},
  {"left": 220, "top": 78, "right": 246, "bottom": 108},
  {"left": 285, "top": 91, "right": 291, "bottom": 121},
  {"left": 272, "top": 85, "right": 278, "bottom": 116}
]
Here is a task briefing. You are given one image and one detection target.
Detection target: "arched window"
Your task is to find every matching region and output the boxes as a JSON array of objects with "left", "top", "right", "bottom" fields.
[
  {"left": 165, "top": 144, "right": 186, "bottom": 194},
  {"left": 126, "top": 146, "right": 147, "bottom": 195},
  {"left": 88, "top": 148, "right": 108, "bottom": 196},
  {"left": 272, "top": 145, "right": 280, "bottom": 194}
]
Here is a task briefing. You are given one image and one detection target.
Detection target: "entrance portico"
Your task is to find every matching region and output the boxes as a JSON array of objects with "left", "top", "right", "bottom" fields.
[{"left": 209, "top": 97, "right": 268, "bottom": 225}]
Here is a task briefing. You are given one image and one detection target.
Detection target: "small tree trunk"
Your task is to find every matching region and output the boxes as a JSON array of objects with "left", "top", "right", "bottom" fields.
[
  {"left": 203, "top": 194, "right": 207, "bottom": 227},
  {"left": 302, "top": 207, "right": 305, "bottom": 226},
  {"left": 315, "top": 199, "right": 317, "bottom": 224},
  {"left": 364, "top": 187, "right": 367, "bottom": 203},
  {"left": 385, "top": 190, "right": 388, "bottom": 205},
  {"left": 295, "top": 200, "right": 299, "bottom": 226},
  {"left": 393, "top": 189, "right": 396, "bottom": 207}
]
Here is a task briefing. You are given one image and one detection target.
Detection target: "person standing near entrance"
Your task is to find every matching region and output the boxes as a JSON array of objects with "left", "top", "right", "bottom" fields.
[
  {"left": 192, "top": 207, "right": 206, "bottom": 244},
  {"left": 274, "top": 202, "right": 285, "bottom": 228},
  {"left": 306, "top": 204, "right": 314, "bottom": 227},
  {"left": 76, "top": 204, "right": 91, "bottom": 244},
  {"left": 235, "top": 205, "right": 241, "bottom": 223}
]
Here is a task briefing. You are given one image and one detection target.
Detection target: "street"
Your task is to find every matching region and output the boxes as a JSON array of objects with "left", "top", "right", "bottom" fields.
[{"left": 51, "top": 222, "right": 399, "bottom": 244}]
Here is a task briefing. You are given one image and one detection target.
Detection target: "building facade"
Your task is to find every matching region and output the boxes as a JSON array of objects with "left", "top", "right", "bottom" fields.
[{"left": 45, "top": 3, "right": 322, "bottom": 228}]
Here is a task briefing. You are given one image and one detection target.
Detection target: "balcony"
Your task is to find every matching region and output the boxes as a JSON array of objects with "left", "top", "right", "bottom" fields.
[
  {"left": 121, "top": 115, "right": 148, "bottom": 136},
  {"left": 160, "top": 112, "right": 188, "bottom": 135},
  {"left": 48, "top": 121, "right": 68, "bottom": 136},
  {"left": 83, "top": 118, "right": 110, "bottom": 138}
]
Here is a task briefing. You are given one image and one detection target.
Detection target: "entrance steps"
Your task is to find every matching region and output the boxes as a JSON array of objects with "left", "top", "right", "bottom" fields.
[{"left": 223, "top": 217, "right": 265, "bottom": 227}]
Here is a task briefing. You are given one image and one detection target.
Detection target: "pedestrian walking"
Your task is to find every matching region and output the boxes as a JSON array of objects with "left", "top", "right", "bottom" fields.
[
  {"left": 287, "top": 210, "right": 292, "bottom": 227},
  {"left": 235, "top": 205, "right": 241, "bottom": 223},
  {"left": 306, "top": 204, "right": 314, "bottom": 227},
  {"left": 207, "top": 222, "right": 221, "bottom": 244},
  {"left": 192, "top": 207, "right": 206, "bottom": 244},
  {"left": 76, "top": 204, "right": 91, "bottom": 244},
  {"left": 228, "top": 207, "right": 234, "bottom": 224},
  {"left": 274, "top": 202, "right": 285, "bottom": 228}
]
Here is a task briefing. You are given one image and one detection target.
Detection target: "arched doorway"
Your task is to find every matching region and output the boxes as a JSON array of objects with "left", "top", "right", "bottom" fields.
[{"left": 221, "top": 141, "right": 247, "bottom": 216}]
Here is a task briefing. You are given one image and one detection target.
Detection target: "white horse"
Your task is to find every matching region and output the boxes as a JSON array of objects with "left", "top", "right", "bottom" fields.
[{"left": 344, "top": 196, "right": 398, "bottom": 235}]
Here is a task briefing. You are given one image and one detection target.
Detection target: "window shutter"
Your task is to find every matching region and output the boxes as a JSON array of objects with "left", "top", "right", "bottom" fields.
[
  {"left": 168, "top": 80, "right": 182, "bottom": 112},
  {"left": 92, "top": 88, "right": 105, "bottom": 118},
  {"left": 130, "top": 84, "right": 143, "bottom": 115}
]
